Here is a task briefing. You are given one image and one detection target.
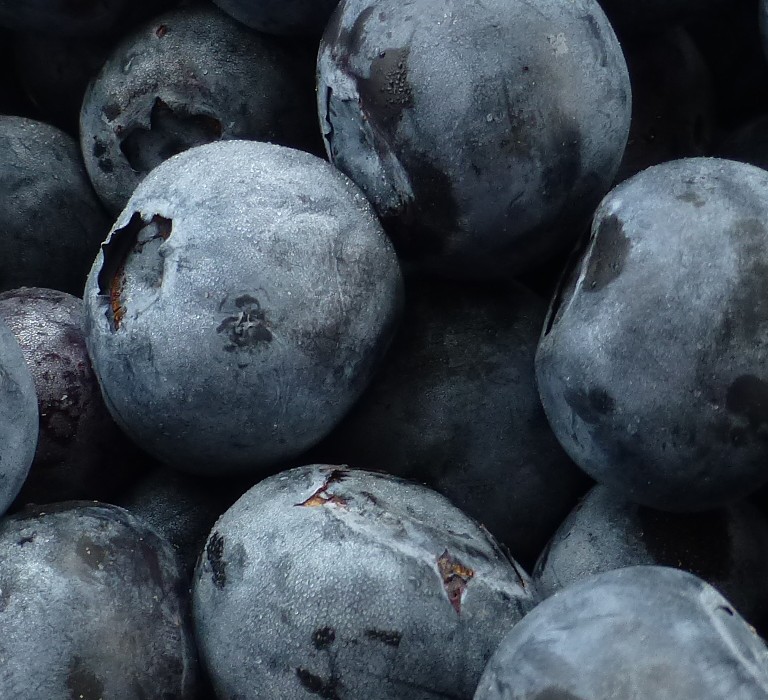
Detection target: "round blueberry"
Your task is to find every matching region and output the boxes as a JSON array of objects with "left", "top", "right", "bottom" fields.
[
  {"left": 193, "top": 465, "right": 537, "bottom": 699},
  {"left": 317, "top": 0, "right": 631, "bottom": 277},
  {"left": 475, "top": 566, "right": 768, "bottom": 699},
  {"left": 213, "top": 0, "right": 340, "bottom": 35},
  {"left": 80, "top": 4, "right": 319, "bottom": 214},
  {"left": 0, "top": 501, "right": 199, "bottom": 697},
  {"left": 83, "top": 140, "right": 403, "bottom": 476},
  {"left": 0, "top": 116, "right": 109, "bottom": 295},
  {"left": 537, "top": 157, "right": 768, "bottom": 511}
]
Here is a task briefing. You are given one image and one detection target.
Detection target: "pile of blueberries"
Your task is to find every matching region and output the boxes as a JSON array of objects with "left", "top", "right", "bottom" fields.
[{"left": 4, "top": 0, "right": 768, "bottom": 697}]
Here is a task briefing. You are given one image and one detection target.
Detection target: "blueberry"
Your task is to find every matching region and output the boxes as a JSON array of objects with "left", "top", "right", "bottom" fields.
[
  {"left": 0, "top": 317, "right": 38, "bottom": 517},
  {"left": 537, "top": 157, "right": 768, "bottom": 511},
  {"left": 80, "top": 4, "right": 319, "bottom": 214},
  {"left": 0, "top": 287, "right": 143, "bottom": 506},
  {"left": 117, "top": 467, "right": 248, "bottom": 577},
  {"left": 317, "top": 0, "right": 631, "bottom": 278},
  {"left": 719, "top": 115, "right": 768, "bottom": 171},
  {"left": 193, "top": 465, "right": 537, "bottom": 699},
  {"left": 213, "top": 0, "right": 340, "bottom": 35},
  {"left": 0, "top": 501, "right": 199, "bottom": 698},
  {"left": 534, "top": 485, "right": 768, "bottom": 626},
  {"left": 475, "top": 566, "right": 768, "bottom": 699},
  {"left": 0, "top": 116, "right": 109, "bottom": 295},
  {"left": 314, "top": 278, "right": 590, "bottom": 567},
  {"left": 83, "top": 140, "right": 403, "bottom": 475}
]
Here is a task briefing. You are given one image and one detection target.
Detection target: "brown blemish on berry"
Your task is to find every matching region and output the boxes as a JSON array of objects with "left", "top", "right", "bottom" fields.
[
  {"left": 156, "top": 24, "right": 168, "bottom": 38},
  {"left": 296, "top": 469, "right": 350, "bottom": 508},
  {"left": 437, "top": 550, "right": 474, "bottom": 614}
]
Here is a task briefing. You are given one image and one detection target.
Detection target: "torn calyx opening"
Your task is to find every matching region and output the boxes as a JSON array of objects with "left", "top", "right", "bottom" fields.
[{"left": 97, "top": 212, "right": 172, "bottom": 331}]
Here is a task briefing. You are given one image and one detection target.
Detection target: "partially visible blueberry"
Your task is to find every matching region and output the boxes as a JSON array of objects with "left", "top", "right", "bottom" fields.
[
  {"left": 314, "top": 279, "right": 590, "bottom": 567},
  {"left": 537, "top": 158, "right": 768, "bottom": 511},
  {"left": 0, "top": 317, "right": 38, "bottom": 517},
  {"left": 80, "top": 4, "right": 319, "bottom": 214},
  {"left": 0, "top": 502, "right": 199, "bottom": 698},
  {"left": 719, "top": 115, "right": 768, "bottom": 171},
  {"left": 213, "top": 0, "right": 340, "bottom": 35},
  {"left": 83, "top": 140, "right": 403, "bottom": 476},
  {"left": 317, "top": 0, "right": 631, "bottom": 278},
  {"left": 0, "top": 116, "right": 109, "bottom": 295},
  {"left": 534, "top": 485, "right": 768, "bottom": 626},
  {"left": 475, "top": 566, "right": 768, "bottom": 699},
  {"left": 0, "top": 287, "right": 143, "bottom": 506},
  {"left": 193, "top": 465, "right": 537, "bottom": 699}
]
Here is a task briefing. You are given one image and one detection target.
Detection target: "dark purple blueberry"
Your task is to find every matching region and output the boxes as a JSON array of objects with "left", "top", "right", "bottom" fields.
[
  {"left": 80, "top": 4, "right": 319, "bottom": 214},
  {"left": 0, "top": 287, "right": 143, "bottom": 506},
  {"left": 0, "top": 502, "right": 199, "bottom": 697},
  {"left": 213, "top": 0, "right": 340, "bottom": 35},
  {"left": 193, "top": 465, "right": 537, "bottom": 699},
  {"left": 0, "top": 317, "right": 38, "bottom": 516},
  {"left": 537, "top": 157, "right": 768, "bottom": 511},
  {"left": 317, "top": 0, "right": 631, "bottom": 278},
  {"left": 614, "top": 27, "right": 714, "bottom": 184},
  {"left": 314, "top": 279, "right": 589, "bottom": 567},
  {"left": 83, "top": 140, "right": 403, "bottom": 476},
  {"left": 117, "top": 468, "right": 248, "bottom": 577},
  {"left": 475, "top": 566, "right": 768, "bottom": 699},
  {"left": 534, "top": 485, "right": 768, "bottom": 626},
  {"left": 0, "top": 117, "right": 109, "bottom": 295}
]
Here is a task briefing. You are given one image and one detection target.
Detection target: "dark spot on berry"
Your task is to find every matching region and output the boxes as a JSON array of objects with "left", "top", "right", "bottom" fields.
[{"left": 206, "top": 532, "right": 226, "bottom": 589}]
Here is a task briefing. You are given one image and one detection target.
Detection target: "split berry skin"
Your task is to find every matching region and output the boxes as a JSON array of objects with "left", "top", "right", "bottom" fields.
[
  {"left": 474, "top": 566, "right": 768, "bottom": 700},
  {"left": 212, "top": 0, "right": 341, "bottom": 35},
  {"left": 80, "top": 4, "right": 319, "bottom": 214},
  {"left": 534, "top": 485, "right": 768, "bottom": 626},
  {"left": 0, "top": 317, "right": 38, "bottom": 518},
  {"left": 317, "top": 0, "right": 631, "bottom": 278},
  {"left": 315, "top": 279, "right": 589, "bottom": 568},
  {"left": 0, "top": 502, "right": 200, "bottom": 699},
  {"left": 0, "top": 287, "right": 141, "bottom": 507},
  {"left": 537, "top": 158, "right": 768, "bottom": 512},
  {"left": 83, "top": 140, "right": 403, "bottom": 477},
  {"left": 0, "top": 116, "right": 109, "bottom": 295},
  {"left": 193, "top": 465, "right": 537, "bottom": 700}
]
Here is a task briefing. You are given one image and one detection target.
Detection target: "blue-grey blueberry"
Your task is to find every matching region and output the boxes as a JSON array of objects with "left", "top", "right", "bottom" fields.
[
  {"left": 0, "top": 501, "right": 199, "bottom": 698},
  {"left": 474, "top": 566, "right": 768, "bottom": 700},
  {"left": 84, "top": 140, "right": 403, "bottom": 476},
  {"left": 0, "top": 287, "right": 141, "bottom": 506},
  {"left": 213, "top": 0, "right": 340, "bottom": 35},
  {"left": 80, "top": 4, "right": 319, "bottom": 214},
  {"left": 537, "top": 157, "right": 768, "bottom": 511},
  {"left": 0, "top": 116, "right": 109, "bottom": 295},
  {"left": 534, "top": 485, "right": 768, "bottom": 626},
  {"left": 0, "top": 317, "right": 38, "bottom": 517},
  {"left": 317, "top": 0, "right": 631, "bottom": 278},
  {"left": 194, "top": 465, "right": 538, "bottom": 700},
  {"left": 314, "top": 279, "right": 590, "bottom": 567}
]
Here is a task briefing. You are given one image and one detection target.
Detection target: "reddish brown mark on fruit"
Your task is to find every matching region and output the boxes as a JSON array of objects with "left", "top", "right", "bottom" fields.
[
  {"left": 437, "top": 550, "right": 474, "bottom": 614},
  {"left": 156, "top": 24, "right": 168, "bottom": 38},
  {"left": 296, "top": 469, "right": 349, "bottom": 508}
]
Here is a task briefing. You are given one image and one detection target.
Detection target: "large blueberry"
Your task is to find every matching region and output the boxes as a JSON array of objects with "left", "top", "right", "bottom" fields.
[
  {"left": 475, "top": 566, "right": 768, "bottom": 699},
  {"left": 0, "top": 117, "right": 109, "bottom": 295},
  {"left": 84, "top": 140, "right": 402, "bottom": 476},
  {"left": 0, "top": 287, "right": 141, "bottom": 506},
  {"left": 80, "top": 4, "right": 319, "bottom": 214},
  {"left": 0, "top": 317, "right": 38, "bottom": 517},
  {"left": 317, "top": 0, "right": 631, "bottom": 278},
  {"left": 0, "top": 502, "right": 199, "bottom": 698},
  {"left": 537, "top": 157, "right": 768, "bottom": 511},
  {"left": 534, "top": 485, "right": 768, "bottom": 626},
  {"left": 194, "top": 465, "right": 537, "bottom": 699},
  {"left": 314, "top": 279, "right": 589, "bottom": 567},
  {"left": 213, "top": 0, "right": 340, "bottom": 35}
]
